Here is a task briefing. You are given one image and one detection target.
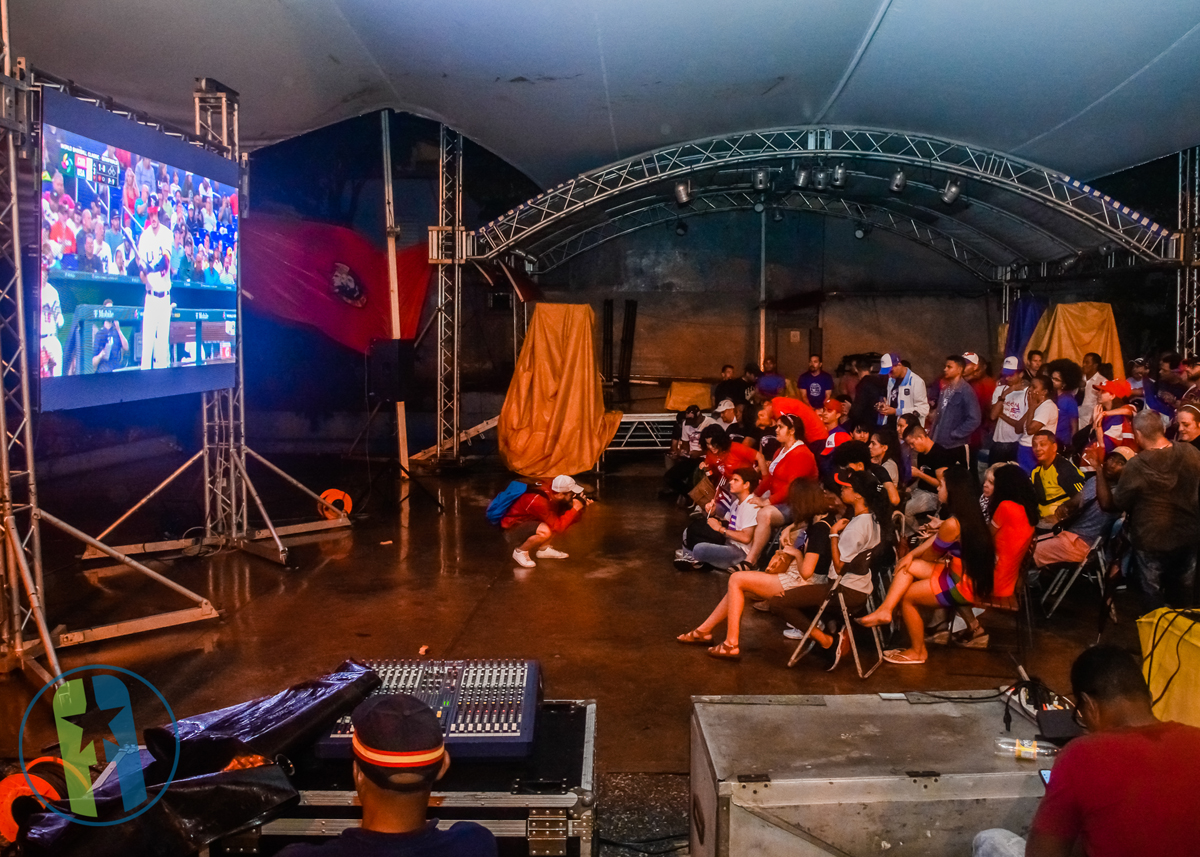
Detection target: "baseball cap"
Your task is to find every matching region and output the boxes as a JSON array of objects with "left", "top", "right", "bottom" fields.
[
  {"left": 1001, "top": 356, "right": 1019, "bottom": 374},
  {"left": 715, "top": 399, "right": 735, "bottom": 412},
  {"left": 963, "top": 351, "right": 980, "bottom": 366},
  {"left": 551, "top": 475, "right": 585, "bottom": 495},
  {"left": 1110, "top": 446, "right": 1136, "bottom": 461},
  {"left": 351, "top": 694, "right": 445, "bottom": 791},
  {"left": 1096, "top": 379, "right": 1133, "bottom": 398},
  {"left": 147, "top": 194, "right": 160, "bottom": 218},
  {"left": 878, "top": 353, "right": 900, "bottom": 375}
]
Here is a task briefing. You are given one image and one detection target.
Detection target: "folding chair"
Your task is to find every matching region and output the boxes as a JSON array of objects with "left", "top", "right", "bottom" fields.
[
  {"left": 786, "top": 545, "right": 889, "bottom": 678},
  {"left": 975, "top": 547, "right": 1036, "bottom": 662},
  {"left": 1039, "top": 517, "right": 1122, "bottom": 619}
]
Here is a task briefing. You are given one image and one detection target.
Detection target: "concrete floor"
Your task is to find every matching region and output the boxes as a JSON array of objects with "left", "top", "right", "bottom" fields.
[{"left": 1, "top": 451, "right": 1141, "bottom": 849}]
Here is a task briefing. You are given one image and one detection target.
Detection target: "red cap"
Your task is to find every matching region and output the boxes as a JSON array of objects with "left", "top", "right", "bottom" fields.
[
  {"left": 822, "top": 431, "right": 849, "bottom": 455},
  {"left": 1096, "top": 379, "right": 1132, "bottom": 398}
]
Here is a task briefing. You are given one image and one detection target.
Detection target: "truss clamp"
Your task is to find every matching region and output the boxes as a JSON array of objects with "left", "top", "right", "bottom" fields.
[
  {"left": 0, "top": 66, "right": 31, "bottom": 138},
  {"left": 1176, "top": 229, "right": 1200, "bottom": 267},
  {"left": 428, "top": 226, "right": 471, "bottom": 264}
]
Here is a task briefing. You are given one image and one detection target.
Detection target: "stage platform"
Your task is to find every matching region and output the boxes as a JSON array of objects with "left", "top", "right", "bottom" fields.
[{"left": 1, "top": 452, "right": 1141, "bottom": 852}]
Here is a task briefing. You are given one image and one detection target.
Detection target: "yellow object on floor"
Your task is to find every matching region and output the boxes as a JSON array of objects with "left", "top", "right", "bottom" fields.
[
  {"left": 1137, "top": 608, "right": 1200, "bottom": 728},
  {"left": 498, "top": 304, "right": 622, "bottom": 478},
  {"left": 1024, "top": 301, "right": 1126, "bottom": 380},
  {"left": 664, "top": 381, "right": 713, "bottom": 412}
]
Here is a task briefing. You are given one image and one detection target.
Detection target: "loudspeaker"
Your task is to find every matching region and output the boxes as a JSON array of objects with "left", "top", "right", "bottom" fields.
[{"left": 367, "top": 339, "right": 414, "bottom": 403}]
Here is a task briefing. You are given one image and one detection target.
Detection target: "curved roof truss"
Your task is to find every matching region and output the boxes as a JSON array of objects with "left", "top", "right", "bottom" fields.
[{"left": 473, "top": 128, "right": 1177, "bottom": 276}]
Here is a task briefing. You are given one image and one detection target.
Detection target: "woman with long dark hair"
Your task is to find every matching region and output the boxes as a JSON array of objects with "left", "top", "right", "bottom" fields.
[
  {"left": 677, "top": 479, "right": 832, "bottom": 660},
  {"left": 985, "top": 464, "right": 1038, "bottom": 605},
  {"left": 869, "top": 428, "right": 904, "bottom": 485},
  {"left": 859, "top": 466, "right": 996, "bottom": 663}
]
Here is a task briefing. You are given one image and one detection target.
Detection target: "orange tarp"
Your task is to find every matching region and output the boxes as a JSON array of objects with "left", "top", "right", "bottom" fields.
[
  {"left": 1024, "top": 302, "right": 1126, "bottom": 381},
  {"left": 498, "top": 304, "right": 622, "bottom": 477},
  {"left": 664, "top": 381, "right": 713, "bottom": 412}
]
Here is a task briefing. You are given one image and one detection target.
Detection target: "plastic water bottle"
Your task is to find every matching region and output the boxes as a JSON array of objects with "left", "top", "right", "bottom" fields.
[{"left": 994, "top": 736, "right": 1057, "bottom": 760}]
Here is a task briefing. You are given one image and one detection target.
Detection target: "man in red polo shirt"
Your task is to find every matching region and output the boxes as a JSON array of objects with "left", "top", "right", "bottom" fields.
[{"left": 973, "top": 645, "right": 1200, "bottom": 857}]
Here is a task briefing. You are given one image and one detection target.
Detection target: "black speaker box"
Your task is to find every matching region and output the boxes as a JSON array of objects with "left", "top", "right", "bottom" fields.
[{"left": 367, "top": 339, "right": 415, "bottom": 403}]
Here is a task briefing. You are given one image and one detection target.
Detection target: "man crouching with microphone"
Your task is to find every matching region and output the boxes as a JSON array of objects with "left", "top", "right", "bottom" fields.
[{"left": 277, "top": 695, "right": 496, "bottom": 856}]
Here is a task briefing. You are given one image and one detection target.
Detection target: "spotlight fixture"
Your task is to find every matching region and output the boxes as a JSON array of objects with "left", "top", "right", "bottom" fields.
[
  {"left": 853, "top": 223, "right": 870, "bottom": 240},
  {"left": 674, "top": 180, "right": 691, "bottom": 206},
  {"left": 752, "top": 168, "right": 769, "bottom": 191},
  {"left": 831, "top": 163, "right": 847, "bottom": 188},
  {"left": 753, "top": 201, "right": 765, "bottom": 213},
  {"left": 940, "top": 177, "right": 963, "bottom": 205},
  {"left": 794, "top": 166, "right": 811, "bottom": 188},
  {"left": 889, "top": 169, "right": 907, "bottom": 193},
  {"left": 813, "top": 168, "right": 830, "bottom": 191},
  {"left": 675, "top": 220, "right": 688, "bottom": 236},
  {"left": 772, "top": 210, "right": 784, "bottom": 223}
]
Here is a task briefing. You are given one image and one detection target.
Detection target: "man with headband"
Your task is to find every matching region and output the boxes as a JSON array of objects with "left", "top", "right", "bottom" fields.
[{"left": 279, "top": 695, "right": 496, "bottom": 856}]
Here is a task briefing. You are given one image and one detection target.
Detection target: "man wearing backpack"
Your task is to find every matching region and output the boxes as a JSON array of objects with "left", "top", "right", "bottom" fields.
[{"left": 501, "top": 475, "right": 593, "bottom": 568}]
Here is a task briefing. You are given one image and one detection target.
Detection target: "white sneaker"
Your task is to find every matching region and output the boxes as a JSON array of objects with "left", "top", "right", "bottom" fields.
[
  {"left": 535, "top": 546, "right": 569, "bottom": 559},
  {"left": 782, "top": 626, "right": 807, "bottom": 640},
  {"left": 512, "top": 549, "right": 536, "bottom": 568}
]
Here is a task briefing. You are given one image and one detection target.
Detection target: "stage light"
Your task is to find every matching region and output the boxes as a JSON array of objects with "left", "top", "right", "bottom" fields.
[
  {"left": 752, "top": 168, "right": 770, "bottom": 191},
  {"left": 794, "top": 166, "right": 811, "bottom": 188},
  {"left": 889, "top": 169, "right": 907, "bottom": 193},
  {"left": 940, "top": 177, "right": 963, "bottom": 205},
  {"left": 814, "top": 169, "right": 830, "bottom": 191},
  {"left": 854, "top": 223, "right": 868, "bottom": 240},
  {"left": 753, "top": 201, "right": 765, "bottom": 213},
  {"left": 831, "top": 163, "right": 847, "bottom": 188},
  {"left": 675, "top": 220, "right": 688, "bottom": 236},
  {"left": 674, "top": 180, "right": 691, "bottom": 206},
  {"left": 773, "top": 210, "right": 784, "bottom": 223}
]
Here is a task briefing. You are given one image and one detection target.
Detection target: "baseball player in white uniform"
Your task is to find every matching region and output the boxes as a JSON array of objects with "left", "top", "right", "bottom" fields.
[
  {"left": 136, "top": 198, "right": 174, "bottom": 370},
  {"left": 39, "top": 266, "right": 64, "bottom": 377}
]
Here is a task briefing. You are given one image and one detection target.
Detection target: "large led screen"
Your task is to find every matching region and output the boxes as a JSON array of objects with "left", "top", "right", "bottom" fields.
[{"left": 35, "top": 89, "right": 240, "bottom": 410}]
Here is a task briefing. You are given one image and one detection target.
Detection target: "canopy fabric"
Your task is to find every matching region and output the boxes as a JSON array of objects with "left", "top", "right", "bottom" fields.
[
  {"left": 15, "top": 2, "right": 1200, "bottom": 186},
  {"left": 498, "top": 304, "right": 621, "bottom": 477},
  {"left": 664, "top": 382, "right": 713, "bottom": 412},
  {"left": 241, "top": 214, "right": 431, "bottom": 353},
  {"left": 1024, "top": 302, "right": 1126, "bottom": 381},
  {"left": 1004, "top": 296, "right": 1050, "bottom": 370}
]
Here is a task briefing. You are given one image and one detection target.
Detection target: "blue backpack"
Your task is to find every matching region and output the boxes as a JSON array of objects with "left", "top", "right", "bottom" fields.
[{"left": 486, "top": 480, "right": 529, "bottom": 525}]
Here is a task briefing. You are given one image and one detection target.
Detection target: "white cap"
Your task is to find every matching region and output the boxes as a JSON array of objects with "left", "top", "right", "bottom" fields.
[
  {"left": 880, "top": 353, "right": 894, "bottom": 371},
  {"left": 963, "top": 351, "right": 980, "bottom": 365},
  {"left": 1002, "top": 356, "right": 1019, "bottom": 372},
  {"left": 551, "top": 475, "right": 585, "bottom": 495},
  {"left": 715, "top": 399, "right": 735, "bottom": 412}
]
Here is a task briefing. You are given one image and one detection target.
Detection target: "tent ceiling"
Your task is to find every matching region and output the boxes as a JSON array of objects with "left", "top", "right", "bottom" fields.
[{"left": 15, "top": 1, "right": 1200, "bottom": 189}]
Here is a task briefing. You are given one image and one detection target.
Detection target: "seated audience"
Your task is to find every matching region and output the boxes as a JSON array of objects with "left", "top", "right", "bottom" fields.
[
  {"left": 1174, "top": 403, "right": 1200, "bottom": 450},
  {"left": 713, "top": 363, "right": 750, "bottom": 407},
  {"left": 676, "top": 478, "right": 828, "bottom": 658},
  {"left": 1030, "top": 430, "right": 1085, "bottom": 525},
  {"left": 972, "top": 645, "right": 1200, "bottom": 857},
  {"left": 833, "top": 439, "right": 901, "bottom": 507},
  {"left": 768, "top": 470, "right": 890, "bottom": 668},
  {"left": 901, "top": 424, "right": 963, "bottom": 535},
  {"left": 713, "top": 398, "right": 738, "bottom": 432},
  {"left": 1032, "top": 447, "right": 1130, "bottom": 570},
  {"left": 869, "top": 427, "right": 905, "bottom": 485},
  {"left": 699, "top": 424, "right": 758, "bottom": 515},
  {"left": 1088, "top": 409, "right": 1200, "bottom": 611},
  {"left": 1090, "top": 379, "right": 1136, "bottom": 453},
  {"left": 674, "top": 468, "right": 760, "bottom": 573},
  {"left": 738, "top": 413, "right": 819, "bottom": 569},
  {"left": 817, "top": 397, "right": 852, "bottom": 473},
  {"left": 661, "top": 405, "right": 712, "bottom": 499},
  {"left": 769, "top": 394, "right": 829, "bottom": 457}
]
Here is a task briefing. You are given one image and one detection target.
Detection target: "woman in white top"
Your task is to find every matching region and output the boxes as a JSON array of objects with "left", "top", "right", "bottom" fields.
[
  {"left": 1014, "top": 375, "right": 1058, "bottom": 474},
  {"left": 767, "top": 469, "right": 889, "bottom": 670},
  {"left": 677, "top": 479, "right": 831, "bottom": 660}
]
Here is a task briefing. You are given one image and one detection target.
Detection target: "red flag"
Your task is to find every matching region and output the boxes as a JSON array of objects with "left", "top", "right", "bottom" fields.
[{"left": 241, "top": 214, "right": 431, "bottom": 352}]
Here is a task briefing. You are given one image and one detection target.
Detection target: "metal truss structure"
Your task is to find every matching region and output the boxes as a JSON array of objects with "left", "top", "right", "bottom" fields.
[
  {"left": 1178, "top": 147, "right": 1200, "bottom": 357},
  {"left": 473, "top": 128, "right": 1176, "bottom": 275},
  {"left": 431, "top": 126, "right": 464, "bottom": 462},
  {"left": 532, "top": 189, "right": 1003, "bottom": 280}
]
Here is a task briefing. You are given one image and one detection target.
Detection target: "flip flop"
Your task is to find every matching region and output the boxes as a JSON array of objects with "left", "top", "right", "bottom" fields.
[
  {"left": 706, "top": 641, "right": 742, "bottom": 660},
  {"left": 677, "top": 629, "right": 714, "bottom": 645},
  {"left": 883, "top": 649, "right": 927, "bottom": 665}
]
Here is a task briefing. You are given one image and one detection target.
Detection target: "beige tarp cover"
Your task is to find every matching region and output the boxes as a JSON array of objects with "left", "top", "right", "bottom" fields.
[
  {"left": 499, "top": 304, "right": 622, "bottom": 477},
  {"left": 665, "top": 382, "right": 713, "bottom": 412},
  {"left": 1024, "top": 302, "right": 1126, "bottom": 381}
]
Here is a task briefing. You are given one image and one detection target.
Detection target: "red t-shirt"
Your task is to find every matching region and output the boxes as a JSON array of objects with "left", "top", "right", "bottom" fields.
[
  {"left": 704, "top": 443, "right": 758, "bottom": 482},
  {"left": 499, "top": 491, "right": 582, "bottom": 534},
  {"left": 1031, "top": 720, "right": 1200, "bottom": 856},
  {"left": 991, "top": 499, "right": 1033, "bottom": 598},
  {"left": 755, "top": 442, "right": 818, "bottom": 505},
  {"left": 970, "top": 376, "right": 996, "bottom": 447},
  {"left": 769, "top": 396, "right": 829, "bottom": 444}
]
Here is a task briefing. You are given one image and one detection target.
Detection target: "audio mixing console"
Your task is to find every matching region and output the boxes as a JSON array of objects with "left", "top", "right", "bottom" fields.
[{"left": 315, "top": 659, "right": 540, "bottom": 760}]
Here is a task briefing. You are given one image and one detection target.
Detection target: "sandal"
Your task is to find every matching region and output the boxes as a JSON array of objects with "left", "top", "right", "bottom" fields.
[
  {"left": 883, "top": 649, "right": 927, "bottom": 665},
  {"left": 728, "top": 560, "right": 755, "bottom": 572},
  {"left": 706, "top": 641, "right": 742, "bottom": 660},
  {"left": 954, "top": 629, "right": 990, "bottom": 649},
  {"left": 677, "top": 629, "right": 714, "bottom": 645}
]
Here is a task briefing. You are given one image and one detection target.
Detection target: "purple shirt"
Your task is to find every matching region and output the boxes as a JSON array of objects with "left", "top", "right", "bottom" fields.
[{"left": 800, "top": 370, "right": 834, "bottom": 410}]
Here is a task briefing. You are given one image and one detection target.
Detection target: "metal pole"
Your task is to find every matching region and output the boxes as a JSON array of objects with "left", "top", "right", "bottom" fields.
[
  {"left": 245, "top": 448, "right": 348, "bottom": 517},
  {"left": 759, "top": 205, "right": 767, "bottom": 367},
  {"left": 231, "top": 455, "right": 285, "bottom": 560},
  {"left": 381, "top": 111, "right": 410, "bottom": 474},
  {"left": 6, "top": 521, "right": 61, "bottom": 677},
  {"left": 94, "top": 451, "right": 204, "bottom": 542}
]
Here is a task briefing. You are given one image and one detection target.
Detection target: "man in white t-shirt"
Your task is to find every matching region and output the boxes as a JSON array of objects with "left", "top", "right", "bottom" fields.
[
  {"left": 989, "top": 357, "right": 1028, "bottom": 464},
  {"left": 39, "top": 266, "right": 64, "bottom": 377},
  {"left": 1080, "top": 351, "right": 1109, "bottom": 418},
  {"left": 136, "top": 199, "right": 175, "bottom": 370},
  {"left": 690, "top": 468, "right": 760, "bottom": 570},
  {"left": 1016, "top": 375, "right": 1058, "bottom": 473}
]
